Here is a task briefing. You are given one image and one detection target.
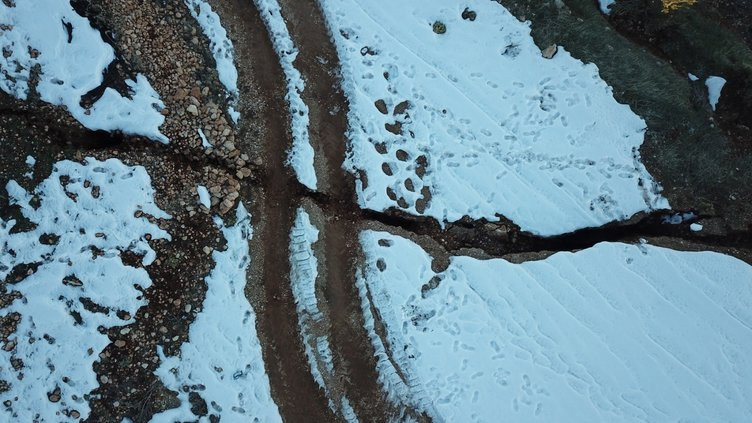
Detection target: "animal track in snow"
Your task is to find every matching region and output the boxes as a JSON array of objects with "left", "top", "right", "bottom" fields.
[{"left": 319, "top": 0, "right": 668, "bottom": 235}]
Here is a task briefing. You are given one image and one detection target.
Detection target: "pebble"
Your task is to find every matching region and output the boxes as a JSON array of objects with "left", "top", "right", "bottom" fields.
[{"left": 186, "top": 104, "right": 199, "bottom": 116}]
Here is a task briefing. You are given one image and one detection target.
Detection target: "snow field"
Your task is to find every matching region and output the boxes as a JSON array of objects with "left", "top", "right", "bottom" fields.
[
  {"left": 0, "top": 158, "right": 170, "bottom": 421},
  {"left": 151, "top": 203, "right": 281, "bottom": 422},
  {"left": 358, "top": 230, "right": 752, "bottom": 422},
  {"left": 254, "top": 0, "right": 317, "bottom": 190},
  {"left": 318, "top": 0, "right": 668, "bottom": 235},
  {"left": 0, "top": 0, "right": 167, "bottom": 142}
]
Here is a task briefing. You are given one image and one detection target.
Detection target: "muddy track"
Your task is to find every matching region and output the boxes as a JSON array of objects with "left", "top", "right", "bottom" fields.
[
  {"left": 274, "top": 0, "right": 405, "bottom": 419},
  {"left": 209, "top": 0, "right": 334, "bottom": 420}
]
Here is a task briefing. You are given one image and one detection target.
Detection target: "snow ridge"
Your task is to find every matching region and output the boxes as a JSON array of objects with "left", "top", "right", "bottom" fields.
[
  {"left": 254, "top": 0, "right": 317, "bottom": 190},
  {"left": 0, "top": 158, "right": 170, "bottom": 421},
  {"left": 289, "top": 209, "right": 358, "bottom": 421},
  {"left": 152, "top": 203, "right": 281, "bottom": 422},
  {"left": 0, "top": 0, "right": 167, "bottom": 142}
]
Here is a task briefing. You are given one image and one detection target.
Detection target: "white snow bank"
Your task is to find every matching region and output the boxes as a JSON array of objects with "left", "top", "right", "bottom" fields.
[
  {"left": 318, "top": 0, "right": 668, "bottom": 235},
  {"left": 0, "top": 0, "right": 167, "bottom": 142},
  {"left": 254, "top": 0, "right": 317, "bottom": 190},
  {"left": 184, "top": 0, "right": 240, "bottom": 122},
  {"left": 0, "top": 158, "right": 170, "bottom": 421},
  {"left": 152, "top": 203, "right": 281, "bottom": 423},
  {"left": 706, "top": 75, "right": 726, "bottom": 111},
  {"left": 289, "top": 209, "right": 358, "bottom": 421},
  {"left": 359, "top": 230, "right": 752, "bottom": 422}
]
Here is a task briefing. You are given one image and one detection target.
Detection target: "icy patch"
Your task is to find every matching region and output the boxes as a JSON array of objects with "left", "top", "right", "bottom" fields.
[
  {"left": 598, "top": 0, "right": 616, "bottom": 14},
  {"left": 318, "top": 0, "right": 668, "bottom": 235},
  {"left": 359, "top": 230, "right": 752, "bottom": 422},
  {"left": 289, "top": 209, "right": 358, "bottom": 421},
  {"left": 0, "top": 158, "right": 170, "bottom": 421},
  {"left": 184, "top": 0, "right": 240, "bottom": 122},
  {"left": 152, "top": 203, "right": 281, "bottom": 422},
  {"left": 254, "top": 0, "right": 317, "bottom": 190},
  {"left": 706, "top": 75, "right": 726, "bottom": 111},
  {"left": 0, "top": 0, "right": 167, "bottom": 142}
]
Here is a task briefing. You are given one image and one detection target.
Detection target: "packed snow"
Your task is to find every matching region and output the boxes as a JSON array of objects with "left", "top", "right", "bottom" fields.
[
  {"left": 184, "top": 0, "right": 240, "bottom": 122},
  {"left": 318, "top": 0, "right": 668, "bottom": 235},
  {"left": 358, "top": 230, "right": 752, "bottom": 422},
  {"left": 254, "top": 0, "right": 317, "bottom": 190},
  {"left": 0, "top": 158, "right": 170, "bottom": 421},
  {"left": 289, "top": 209, "right": 358, "bottom": 421},
  {"left": 705, "top": 75, "right": 727, "bottom": 111},
  {"left": 152, "top": 203, "right": 281, "bottom": 422},
  {"left": 0, "top": 0, "right": 168, "bottom": 142}
]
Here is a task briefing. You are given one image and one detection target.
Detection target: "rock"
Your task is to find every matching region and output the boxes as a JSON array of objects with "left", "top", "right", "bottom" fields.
[
  {"left": 114, "top": 340, "right": 126, "bottom": 348},
  {"left": 432, "top": 21, "right": 446, "bottom": 34},
  {"left": 461, "top": 7, "right": 477, "bottom": 21},
  {"left": 374, "top": 99, "right": 388, "bottom": 114},
  {"left": 186, "top": 104, "right": 199, "bottom": 116},
  {"left": 542, "top": 44, "right": 558, "bottom": 59}
]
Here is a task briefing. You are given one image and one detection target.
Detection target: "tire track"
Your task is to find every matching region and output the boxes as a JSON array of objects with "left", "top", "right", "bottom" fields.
[
  {"left": 207, "top": 0, "right": 335, "bottom": 420},
  {"left": 272, "top": 0, "right": 413, "bottom": 419}
]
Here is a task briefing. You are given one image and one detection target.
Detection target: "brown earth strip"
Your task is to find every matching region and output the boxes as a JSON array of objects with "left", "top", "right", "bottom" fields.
[
  {"left": 273, "top": 0, "right": 415, "bottom": 419},
  {"left": 207, "top": 0, "right": 335, "bottom": 420}
]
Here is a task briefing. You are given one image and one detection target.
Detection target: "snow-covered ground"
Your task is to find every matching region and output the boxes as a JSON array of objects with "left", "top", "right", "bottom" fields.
[
  {"left": 318, "top": 0, "right": 668, "bottom": 235},
  {"left": 0, "top": 0, "right": 168, "bottom": 142},
  {"left": 0, "top": 158, "right": 170, "bottom": 421},
  {"left": 184, "top": 0, "right": 241, "bottom": 122},
  {"left": 254, "top": 0, "right": 317, "bottom": 190},
  {"left": 289, "top": 209, "right": 358, "bottom": 421},
  {"left": 152, "top": 203, "right": 281, "bottom": 422},
  {"left": 358, "top": 230, "right": 752, "bottom": 422}
]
